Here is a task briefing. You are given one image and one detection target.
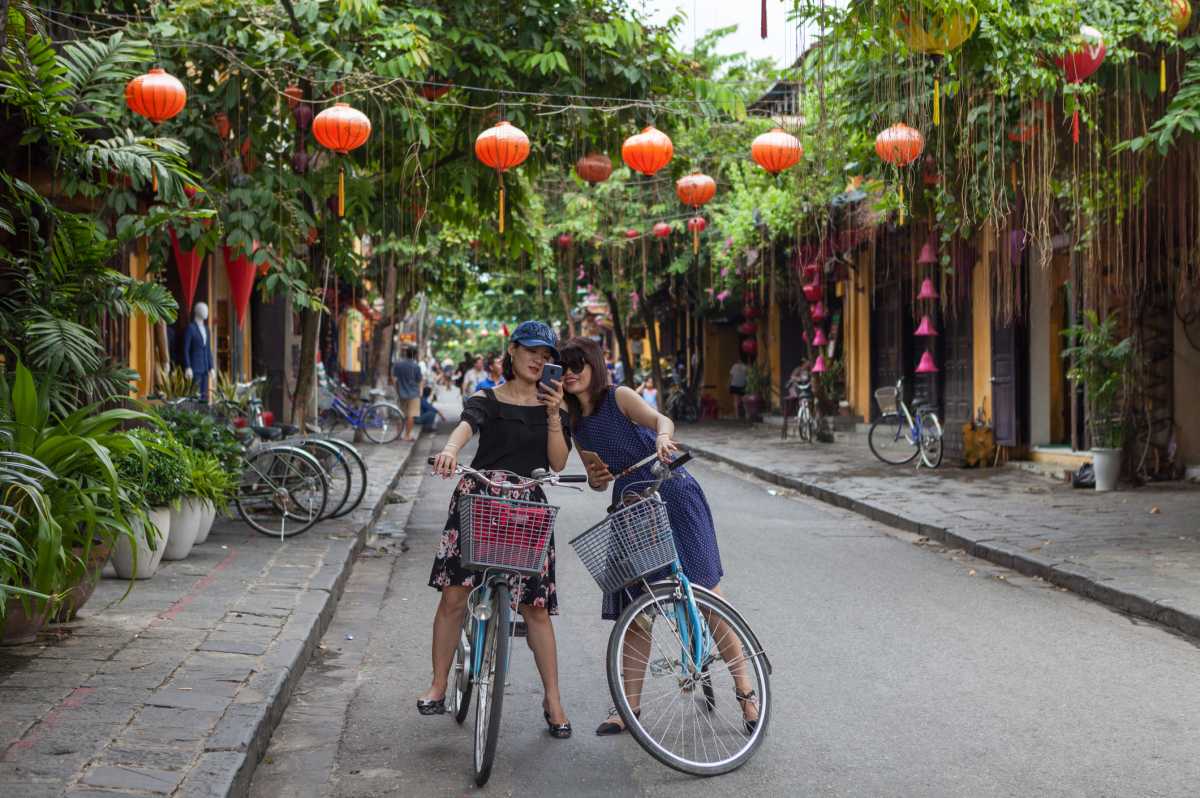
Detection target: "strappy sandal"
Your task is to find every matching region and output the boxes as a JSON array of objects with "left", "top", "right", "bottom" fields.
[
  {"left": 417, "top": 697, "right": 446, "bottom": 716},
  {"left": 544, "top": 710, "right": 572, "bottom": 739},
  {"left": 735, "top": 689, "right": 759, "bottom": 735},
  {"left": 595, "top": 705, "right": 640, "bottom": 736}
]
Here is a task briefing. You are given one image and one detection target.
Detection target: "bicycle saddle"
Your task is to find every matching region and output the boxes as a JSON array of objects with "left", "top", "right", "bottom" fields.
[
  {"left": 277, "top": 423, "right": 300, "bottom": 436},
  {"left": 252, "top": 426, "right": 284, "bottom": 441}
]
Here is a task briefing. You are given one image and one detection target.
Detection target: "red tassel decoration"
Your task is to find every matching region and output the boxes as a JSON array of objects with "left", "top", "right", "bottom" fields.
[
  {"left": 1072, "top": 109, "right": 1080, "bottom": 144},
  {"left": 761, "top": 0, "right": 768, "bottom": 39}
]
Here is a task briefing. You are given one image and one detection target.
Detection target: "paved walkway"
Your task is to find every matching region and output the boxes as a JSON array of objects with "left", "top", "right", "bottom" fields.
[
  {"left": 0, "top": 428, "right": 425, "bottom": 798},
  {"left": 684, "top": 422, "right": 1200, "bottom": 639}
]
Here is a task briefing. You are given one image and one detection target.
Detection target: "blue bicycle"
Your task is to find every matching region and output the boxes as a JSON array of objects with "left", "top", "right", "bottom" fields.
[
  {"left": 570, "top": 451, "right": 771, "bottom": 776},
  {"left": 868, "top": 377, "right": 944, "bottom": 468},
  {"left": 317, "top": 381, "right": 406, "bottom": 444}
]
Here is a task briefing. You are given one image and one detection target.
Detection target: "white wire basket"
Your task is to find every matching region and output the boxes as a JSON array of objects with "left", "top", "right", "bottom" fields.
[
  {"left": 874, "top": 386, "right": 899, "bottom": 415},
  {"left": 569, "top": 496, "right": 677, "bottom": 594},
  {"left": 457, "top": 494, "right": 557, "bottom": 576}
]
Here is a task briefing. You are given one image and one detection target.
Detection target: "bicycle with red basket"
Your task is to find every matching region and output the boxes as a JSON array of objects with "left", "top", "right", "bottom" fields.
[{"left": 425, "top": 458, "right": 587, "bottom": 786}]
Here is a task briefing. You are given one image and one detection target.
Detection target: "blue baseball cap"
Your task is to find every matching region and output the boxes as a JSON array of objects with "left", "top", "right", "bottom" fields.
[{"left": 510, "top": 320, "right": 559, "bottom": 359}]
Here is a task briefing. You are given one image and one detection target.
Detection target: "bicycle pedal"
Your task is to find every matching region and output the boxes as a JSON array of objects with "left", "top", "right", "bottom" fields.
[{"left": 511, "top": 621, "right": 528, "bottom": 638}]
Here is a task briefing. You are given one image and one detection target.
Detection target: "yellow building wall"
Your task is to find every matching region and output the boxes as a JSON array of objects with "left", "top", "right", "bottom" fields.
[
  {"left": 128, "top": 239, "right": 154, "bottom": 398},
  {"left": 766, "top": 296, "right": 781, "bottom": 408},
  {"left": 845, "top": 250, "right": 872, "bottom": 420},
  {"left": 703, "top": 322, "right": 739, "bottom": 417},
  {"left": 971, "top": 242, "right": 993, "bottom": 421}
]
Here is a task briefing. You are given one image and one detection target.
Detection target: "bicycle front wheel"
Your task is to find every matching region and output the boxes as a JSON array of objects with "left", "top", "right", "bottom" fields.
[
  {"left": 919, "top": 411, "right": 944, "bottom": 468},
  {"left": 868, "top": 414, "right": 919, "bottom": 465},
  {"left": 451, "top": 618, "right": 474, "bottom": 725},
  {"left": 294, "top": 438, "right": 352, "bottom": 519},
  {"left": 362, "top": 402, "right": 404, "bottom": 444},
  {"left": 608, "top": 584, "right": 770, "bottom": 776},
  {"left": 797, "top": 405, "right": 812, "bottom": 443},
  {"left": 473, "top": 584, "right": 510, "bottom": 787},
  {"left": 235, "top": 446, "right": 328, "bottom": 538}
]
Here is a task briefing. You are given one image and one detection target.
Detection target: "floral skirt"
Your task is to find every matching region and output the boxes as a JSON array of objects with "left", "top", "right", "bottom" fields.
[{"left": 427, "top": 473, "right": 558, "bottom": 614}]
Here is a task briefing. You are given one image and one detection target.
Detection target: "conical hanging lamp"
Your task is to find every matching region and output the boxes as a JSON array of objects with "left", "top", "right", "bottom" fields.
[
  {"left": 812, "top": 327, "right": 828, "bottom": 346},
  {"left": 917, "top": 277, "right": 940, "bottom": 301},
  {"left": 812, "top": 354, "right": 827, "bottom": 373},
  {"left": 916, "top": 350, "right": 939, "bottom": 373},
  {"left": 914, "top": 315, "right": 938, "bottom": 337}
]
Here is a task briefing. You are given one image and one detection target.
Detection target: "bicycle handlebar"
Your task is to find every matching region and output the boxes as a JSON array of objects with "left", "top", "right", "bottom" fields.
[{"left": 425, "top": 457, "right": 586, "bottom": 490}]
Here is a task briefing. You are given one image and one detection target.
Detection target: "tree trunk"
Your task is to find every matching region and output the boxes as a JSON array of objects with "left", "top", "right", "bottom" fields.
[
  {"left": 291, "top": 304, "right": 320, "bottom": 430},
  {"left": 557, "top": 261, "right": 576, "bottom": 338},
  {"left": 371, "top": 253, "right": 399, "bottom": 389},
  {"left": 603, "top": 289, "right": 634, "bottom": 387}
]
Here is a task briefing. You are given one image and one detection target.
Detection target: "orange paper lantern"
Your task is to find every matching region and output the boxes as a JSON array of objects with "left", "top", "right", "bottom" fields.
[
  {"left": 676, "top": 172, "right": 716, "bottom": 208},
  {"left": 751, "top": 128, "right": 803, "bottom": 174},
  {"left": 575, "top": 152, "right": 614, "bottom": 185},
  {"left": 621, "top": 126, "right": 674, "bottom": 176},
  {"left": 875, "top": 123, "right": 925, "bottom": 226},
  {"left": 475, "top": 120, "right": 531, "bottom": 234},
  {"left": 312, "top": 102, "right": 372, "bottom": 217},
  {"left": 686, "top": 215, "right": 707, "bottom": 255},
  {"left": 125, "top": 67, "right": 187, "bottom": 124},
  {"left": 284, "top": 83, "right": 303, "bottom": 110}
]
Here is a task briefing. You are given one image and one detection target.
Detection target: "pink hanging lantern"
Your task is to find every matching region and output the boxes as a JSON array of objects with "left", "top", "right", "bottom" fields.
[
  {"left": 918, "top": 237, "right": 938, "bottom": 266},
  {"left": 223, "top": 244, "right": 257, "bottom": 328},
  {"left": 916, "top": 350, "right": 939, "bottom": 373},
  {"left": 810, "top": 301, "right": 828, "bottom": 321},
  {"left": 917, "top": 277, "right": 940, "bottom": 300},
  {"left": 741, "top": 337, "right": 758, "bottom": 355},
  {"left": 737, "top": 320, "right": 758, "bottom": 336},
  {"left": 812, "top": 327, "right": 828, "bottom": 346},
  {"left": 914, "top": 315, "right": 939, "bottom": 336},
  {"left": 803, "top": 281, "right": 822, "bottom": 303},
  {"left": 557, "top": 233, "right": 573, "bottom": 249},
  {"left": 169, "top": 227, "right": 202, "bottom": 316},
  {"left": 812, "top": 354, "right": 827, "bottom": 373},
  {"left": 802, "top": 262, "right": 821, "bottom": 281}
]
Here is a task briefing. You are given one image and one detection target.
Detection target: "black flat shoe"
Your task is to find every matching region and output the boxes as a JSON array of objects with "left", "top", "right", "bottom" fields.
[
  {"left": 544, "top": 710, "right": 572, "bottom": 739},
  {"left": 417, "top": 698, "right": 446, "bottom": 716},
  {"left": 735, "top": 689, "right": 759, "bottom": 734},
  {"left": 595, "top": 706, "right": 639, "bottom": 736}
]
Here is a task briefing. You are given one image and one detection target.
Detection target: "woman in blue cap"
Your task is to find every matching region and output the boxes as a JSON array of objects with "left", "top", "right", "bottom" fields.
[{"left": 418, "top": 321, "right": 574, "bottom": 738}]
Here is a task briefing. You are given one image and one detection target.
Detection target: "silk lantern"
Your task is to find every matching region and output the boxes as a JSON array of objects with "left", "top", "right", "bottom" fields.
[
  {"left": 557, "top": 233, "right": 573, "bottom": 249},
  {"left": 751, "top": 128, "right": 803, "bottom": 174},
  {"left": 474, "top": 120, "right": 531, "bottom": 233},
  {"left": 621, "top": 126, "right": 673, "bottom": 176},
  {"left": 312, "top": 102, "right": 372, "bottom": 217},
  {"left": 168, "top": 227, "right": 202, "bottom": 317},
  {"left": 223, "top": 245, "right": 256, "bottom": 328},
  {"left": 1163, "top": 1, "right": 1192, "bottom": 91},
  {"left": 1056, "top": 25, "right": 1106, "bottom": 144},
  {"left": 125, "top": 67, "right": 187, "bottom": 191},
  {"left": 652, "top": 222, "right": 671, "bottom": 239},
  {"left": 892, "top": 5, "right": 978, "bottom": 126},
  {"left": 875, "top": 123, "right": 925, "bottom": 224},
  {"left": 575, "top": 152, "right": 613, "bottom": 185},
  {"left": 677, "top": 173, "right": 716, "bottom": 253}
]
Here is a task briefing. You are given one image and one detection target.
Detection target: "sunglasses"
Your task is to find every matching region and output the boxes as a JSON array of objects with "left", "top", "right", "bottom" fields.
[{"left": 560, "top": 355, "right": 587, "bottom": 374}]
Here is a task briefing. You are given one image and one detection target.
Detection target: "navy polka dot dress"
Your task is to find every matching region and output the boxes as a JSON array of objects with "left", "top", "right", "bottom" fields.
[{"left": 573, "top": 387, "right": 724, "bottom": 619}]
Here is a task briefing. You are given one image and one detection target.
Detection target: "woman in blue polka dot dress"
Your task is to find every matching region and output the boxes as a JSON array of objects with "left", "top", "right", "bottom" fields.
[{"left": 559, "top": 337, "right": 756, "bottom": 736}]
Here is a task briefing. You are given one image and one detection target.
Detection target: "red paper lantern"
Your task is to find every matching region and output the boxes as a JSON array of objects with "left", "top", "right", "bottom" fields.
[
  {"left": 687, "top": 216, "right": 707, "bottom": 233},
  {"left": 557, "top": 233, "right": 573, "bottom": 249},
  {"left": 420, "top": 77, "right": 452, "bottom": 101},
  {"left": 621, "top": 126, "right": 674, "bottom": 176},
  {"left": 312, "top": 102, "right": 372, "bottom": 217},
  {"left": 743, "top": 304, "right": 762, "bottom": 319},
  {"left": 213, "top": 112, "right": 231, "bottom": 140},
  {"left": 223, "top": 245, "right": 256, "bottom": 328},
  {"left": 169, "top": 227, "right": 202, "bottom": 317},
  {"left": 652, "top": 222, "right": 671, "bottom": 239},
  {"left": 1056, "top": 25, "right": 1106, "bottom": 143},
  {"left": 475, "top": 120, "right": 531, "bottom": 234},
  {"left": 740, "top": 338, "right": 758, "bottom": 356},
  {"left": 575, "top": 152, "right": 614, "bottom": 185},
  {"left": 802, "top": 262, "right": 820, "bottom": 280},
  {"left": 751, "top": 128, "right": 803, "bottom": 174},
  {"left": 625, "top": 229, "right": 640, "bottom": 239},
  {"left": 676, "top": 173, "right": 716, "bottom": 208},
  {"left": 803, "top": 281, "right": 822, "bottom": 303},
  {"left": 874, "top": 123, "right": 925, "bottom": 166},
  {"left": 284, "top": 83, "right": 303, "bottom": 110},
  {"left": 125, "top": 67, "right": 187, "bottom": 124},
  {"left": 1171, "top": 0, "right": 1192, "bottom": 33},
  {"left": 738, "top": 320, "right": 758, "bottom": 336}
]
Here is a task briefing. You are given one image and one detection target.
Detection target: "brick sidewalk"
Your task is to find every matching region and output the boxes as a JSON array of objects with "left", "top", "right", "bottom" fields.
[
  {"left": 684, "top": 422, "right": 1200, "bottom": 639},
  {"left": 0, "top": 434, "right": 423, "bottom": 798}
]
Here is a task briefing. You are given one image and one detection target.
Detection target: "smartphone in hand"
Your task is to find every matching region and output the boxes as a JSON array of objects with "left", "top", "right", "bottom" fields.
[{"left": 539, "top": 363, "right": 563, "bottom": 391}]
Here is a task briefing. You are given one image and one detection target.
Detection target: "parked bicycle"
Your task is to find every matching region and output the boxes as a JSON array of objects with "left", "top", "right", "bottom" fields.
[
  {"left": 782, "top": 375, "right": 819, "bottom": 443},
  {"left": 868, "top": 377, "right": 943, "bottom": 468},
  {"left": 318, "top": 379, "right": 406, "bottom": 444},
  {"left": 569, "top": 450, "right": 771, "bottom": 776},
  {"left": 430, "top": 458, "right": 588, "bottom": 786}
]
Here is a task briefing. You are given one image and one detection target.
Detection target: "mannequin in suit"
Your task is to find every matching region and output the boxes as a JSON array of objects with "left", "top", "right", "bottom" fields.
[{"left": 181, "top": 302, "right": 214, "bottom": 400}]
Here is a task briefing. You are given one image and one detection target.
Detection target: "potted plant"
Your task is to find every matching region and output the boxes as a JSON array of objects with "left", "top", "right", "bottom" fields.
[
  {"left": 743, "top": 364, "right": 772, "bottom": 422},
  {"left": 185, "top": 449, "right": 235, "bottom": 546},
  {"left": 112, "top": 428, "right": 187, "bottom": 578},
  {"left": 1061, "top": 310, "right": 1134, "bottom": 492},
  {"left": 162, "top": 436, "right": 201, "bottom": 561}
]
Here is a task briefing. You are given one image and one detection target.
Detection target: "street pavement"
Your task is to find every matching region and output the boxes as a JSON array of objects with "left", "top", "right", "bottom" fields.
[
  {"left": 683, "top": 422, "right": 1200, "bottom": 640},
  {"left": 252, "top": 423, "right": 1200, "bottom": 797}
]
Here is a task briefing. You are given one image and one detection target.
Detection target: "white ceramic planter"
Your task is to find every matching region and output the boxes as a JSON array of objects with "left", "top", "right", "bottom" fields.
[
  {"left": 1092, "top": 448, "right": 1121, "bottom": 492},
  {"left": 193, "top": 500, "right": 217, "bottom": 545},
  {"left": 112, "top": 507, "right": 171, "bottom": 579},
  {"left": 163, "top": 499, "right": 202, "bottom": 560}
]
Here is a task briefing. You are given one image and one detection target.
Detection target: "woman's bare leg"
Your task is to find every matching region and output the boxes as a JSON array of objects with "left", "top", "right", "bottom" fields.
[
  {"left": 520, "top": 604, "right": 568, "bottom": 725},
  {"left": 705, "top": 583, "right": 758, "bottom": 722},
  {"left": 420, "top": 585, "right": 469, "bottom": 702}
]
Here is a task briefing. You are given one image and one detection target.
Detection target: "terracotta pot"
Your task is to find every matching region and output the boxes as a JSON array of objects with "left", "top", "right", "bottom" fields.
[
  {"left": 111, "top": 507, "right": 170, "bottom": 579},
  {"left": 193, "top": 500, "right": 217, "bottom": 545},
  {"left": 54, "top": 542, "right": 113, "bottom": 623},
  {"left": 163, "top": 499, "right": 202, "bottom": 560},
  {"left": 1, "top": 595, "right": 52, "bottom": 646}
]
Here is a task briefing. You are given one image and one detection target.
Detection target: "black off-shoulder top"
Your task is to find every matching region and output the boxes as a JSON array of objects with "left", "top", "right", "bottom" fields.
[{"left": 460, "top": 388, "right": 572, "bottom": 477}]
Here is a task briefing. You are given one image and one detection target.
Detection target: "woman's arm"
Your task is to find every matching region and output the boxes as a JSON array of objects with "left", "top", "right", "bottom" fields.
[
  {"left": 433, "top": 421, "right": 474, "bottom": 476},
  {"left": 540, "top": 379, "right": 569, "bottom": 471},
  {"left": 614, "top": 386, "right": 678, "bottom": 461}
]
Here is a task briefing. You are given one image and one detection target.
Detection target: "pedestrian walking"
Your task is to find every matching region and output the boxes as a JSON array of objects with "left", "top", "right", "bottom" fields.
[
  {"left": 558, "top": 336, "right": 756, "bottom": 736},
  {"left": 420, "top": 320, "right": 573, "bottom": 738},
  {"left": 729, "top": 357, "right": 749, "bottom": 418},
  {"left": 391, "top": 346, "right": 423, "bottom": 442},
  {"left": 463, "top": 354, "right": 486, "bottom": 397}
]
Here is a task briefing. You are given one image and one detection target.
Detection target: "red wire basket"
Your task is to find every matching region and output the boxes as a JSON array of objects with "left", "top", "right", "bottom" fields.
[{"left": 457, "top": 494, "right": 558, "bottom": 575}]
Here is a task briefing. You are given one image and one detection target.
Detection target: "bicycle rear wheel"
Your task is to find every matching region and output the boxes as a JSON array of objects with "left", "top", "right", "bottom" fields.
[
  {"left": 294, "top": 438, "right": 352, "bottom": 519},
  {"left": 868, "top": 414, "right": 919, "bottom": 465},
  {"left": 797, "top": 405, "right": 812, "bottom": 443},
  {"left": 919, "top": 411, "right": 944, "bottom": 468},
  {"left": 473, "top": 583, "right": 510, "bottom": 786},
  {"left": 608, "top": 584, "right": 770, "bottom": 776},
  {"left": 318, "top": 438, "right": 368, "bottom": 518},
  {"left": 235, "top": 446, "right": 328, "bottom": 538},
  {"left": 362, "top": 402, "right": 404, "bottom": 444}
]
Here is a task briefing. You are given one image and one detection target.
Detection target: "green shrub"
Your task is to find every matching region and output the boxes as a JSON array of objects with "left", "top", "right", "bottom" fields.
[
  {"left": 156, "top": 406, "right": 242, "bottom": 472},
  {"left": 116, "top": 428, "right": 190, "bottom": 508},
  {"left": 185, "top": 449, "right": 235, "bottom": 511}
]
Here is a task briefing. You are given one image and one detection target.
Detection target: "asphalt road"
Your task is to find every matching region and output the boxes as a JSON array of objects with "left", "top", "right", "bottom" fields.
[{"left": 252, "top": 434, "right": 1200, "bottom": 798}]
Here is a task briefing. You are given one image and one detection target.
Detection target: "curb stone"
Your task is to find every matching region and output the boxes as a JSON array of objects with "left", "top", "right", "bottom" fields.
[
  {"left": 177, "top": 438, "right": 422, "bottom": 798},
  {"left": 688, "top": 444, "right": 1200, "bottom": 642}
]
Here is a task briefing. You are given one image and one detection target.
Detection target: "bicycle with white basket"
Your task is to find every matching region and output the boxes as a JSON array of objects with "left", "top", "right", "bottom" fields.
[
  {"left": 426, "top": 458, "right": 588, "bottom": 787},
  {"left": 569, "top": 450, "right": 772, "bottom": 776}
]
